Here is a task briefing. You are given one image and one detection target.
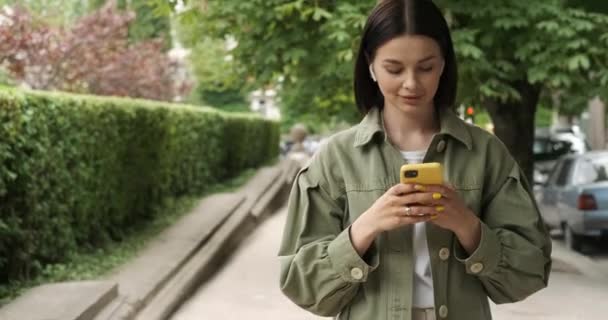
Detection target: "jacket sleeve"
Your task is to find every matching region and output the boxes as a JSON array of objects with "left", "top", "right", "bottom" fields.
[
  {"left": 453, "top": 161, "right": 552, "bottom": 304},
  {"left": 278, "top": 163, "right": 379, "bottom": 317}
]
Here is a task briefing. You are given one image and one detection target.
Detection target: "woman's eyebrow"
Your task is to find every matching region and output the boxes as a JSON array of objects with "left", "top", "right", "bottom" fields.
[
  {"left": 418, "top": 55, "right": 437, "bottom": 63},
  {"left": 382, "top": 55, "right": 437, "bottom": 65},
  {"left": 382, "top": 59, "right": 403, "bottom": 65}
]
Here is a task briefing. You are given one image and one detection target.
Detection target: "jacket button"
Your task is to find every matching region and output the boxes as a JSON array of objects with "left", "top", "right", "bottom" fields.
[
  {"left": 439, "top": 305, "right": 448, "bottom": 318},
  {"left": 436, "top": 140, "right": 446, "bottom": 153},
  {"left": 438, "top": 247, "right": 450, "bottom": 261},
  {"left": 350, "top": 267, "right": 363, "bottom": 280},
  {"left": 470, "top": 262, "right": 484, "bottom": 274}
]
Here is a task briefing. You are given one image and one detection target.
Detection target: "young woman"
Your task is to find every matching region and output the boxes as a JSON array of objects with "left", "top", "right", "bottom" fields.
[{"left": 279, "top": 1, "right": 552, "bottom": 319}]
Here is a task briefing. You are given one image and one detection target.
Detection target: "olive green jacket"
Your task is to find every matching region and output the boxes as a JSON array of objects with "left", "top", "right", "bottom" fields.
[{"left": 278, "top": 107, "right": 552, "bottom": 320}]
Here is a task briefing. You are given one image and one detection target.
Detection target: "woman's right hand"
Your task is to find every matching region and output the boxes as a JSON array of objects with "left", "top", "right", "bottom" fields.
[{"left": 350, "top": 183, "right": 435, "bottom": 257}]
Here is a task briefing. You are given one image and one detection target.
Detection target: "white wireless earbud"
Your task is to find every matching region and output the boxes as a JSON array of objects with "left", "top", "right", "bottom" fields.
[{"left": 369, "top": 64, "right": 377, "bottom": 82}]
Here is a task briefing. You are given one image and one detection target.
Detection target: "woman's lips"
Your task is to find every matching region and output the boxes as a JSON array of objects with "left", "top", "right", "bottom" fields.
[{"left": 399, "top": 95, "right": 422, "bottom": 103}]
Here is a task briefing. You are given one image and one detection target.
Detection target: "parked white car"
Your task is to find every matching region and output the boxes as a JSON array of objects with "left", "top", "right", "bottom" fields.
[{"left": 537, "top": 151, "right": 608, "bottom": 252}]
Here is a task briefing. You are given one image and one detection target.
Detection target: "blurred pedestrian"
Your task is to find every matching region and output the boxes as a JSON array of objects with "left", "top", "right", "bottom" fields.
[{"left": 286, "top": 123, "right": 312, "bottom": 167}]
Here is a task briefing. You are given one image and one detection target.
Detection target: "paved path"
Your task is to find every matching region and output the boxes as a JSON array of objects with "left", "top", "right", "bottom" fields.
[
  {"left": 172, "top": 207, "right": 608, "bottom": 320},
  {"left": 171, "top": 207, "right": 328, "bottom": 320}
]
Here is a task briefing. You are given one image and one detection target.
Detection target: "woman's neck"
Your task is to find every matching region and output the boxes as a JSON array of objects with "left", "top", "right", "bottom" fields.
[{"left": 382, "top": 105, "right": 439, "bottom": 152}]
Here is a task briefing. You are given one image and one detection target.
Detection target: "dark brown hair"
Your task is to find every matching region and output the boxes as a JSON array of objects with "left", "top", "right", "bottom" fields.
[{"left": 354, "top": 0, "right": 457, "bottom": 114}]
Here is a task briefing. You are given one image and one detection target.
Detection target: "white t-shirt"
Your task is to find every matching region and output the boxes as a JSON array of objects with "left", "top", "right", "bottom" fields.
[{"left": 400, "top": 150, "right": 434, "bottom": 308}]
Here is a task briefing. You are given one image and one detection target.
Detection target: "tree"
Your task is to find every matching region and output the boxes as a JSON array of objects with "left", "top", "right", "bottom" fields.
[
  {"left": 437, "top": 0, "right": 608, "bottom": 180},
  {"left": 185, "top": 36, "right": 250, "bottom": 112},
  {"left": 116, "top": 0, "right": 172, "bottom": 48},
  {"left": 0, "top": 2, "right": 189, "bottom": 101},
  {"left": 567, "top": 1, "right": 608, "bottom": 13},
  {"left": 175, "top": 10, "right": 250, "bottom": 111},
  {"left": 175, "top": 1, "right": 372, "bottom": 130},
  {"left": 174, "top": 0, "right": 608, "bottom": 179}
]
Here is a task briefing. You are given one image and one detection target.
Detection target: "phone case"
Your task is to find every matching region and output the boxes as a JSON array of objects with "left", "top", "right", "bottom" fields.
[{"left": 400, "top": 162, "right": 443, "bottom": 185}]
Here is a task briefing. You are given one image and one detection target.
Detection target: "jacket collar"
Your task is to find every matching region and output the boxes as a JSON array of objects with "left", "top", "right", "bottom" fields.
[{"left": 353, "top": 107, "right": 473, "bottom": 150}]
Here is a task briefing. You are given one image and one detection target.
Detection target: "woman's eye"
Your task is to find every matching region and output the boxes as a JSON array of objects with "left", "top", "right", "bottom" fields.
[
  {"left": 386, "top": 69, "right": 402, "bottom": 75},
  {"left": 419, "top": 66, "right": 433, "bottom": 72}
]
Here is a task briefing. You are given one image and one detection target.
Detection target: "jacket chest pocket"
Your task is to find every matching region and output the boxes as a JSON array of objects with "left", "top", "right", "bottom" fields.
[
  {"left": 450, "top": 169, "right": 484, "bottom": 216},
  {"left": 455, "top": 184, "right": 483, "bottom": 216},
  {"left": 344, "top": 183, "right": 391, "bottom": 225}
]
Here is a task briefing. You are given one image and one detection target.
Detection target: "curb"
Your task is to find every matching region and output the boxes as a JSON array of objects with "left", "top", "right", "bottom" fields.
[
  {"left": 93, "top": 193, "right": 248, "bottom": 320},
  {"left": 133, "top": 160, "right": 298, "bottom": 320},
  {"left": 550, "top": 240, "right": 608, "bottom": 281}
]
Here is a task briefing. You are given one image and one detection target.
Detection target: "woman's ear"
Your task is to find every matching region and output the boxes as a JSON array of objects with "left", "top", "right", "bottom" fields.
[{"left": 369, "top": 64, "right": 377, "bottom": 82}]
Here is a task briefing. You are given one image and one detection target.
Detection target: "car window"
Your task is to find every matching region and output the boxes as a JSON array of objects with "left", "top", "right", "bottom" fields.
[
  {"left": 555, "top": 159, "right": 574, "bottom": 187},
  {"left": 591, "top": 157, "right": 608, "bottom": 182},
  {"left": 573, "top": 160, "right": 597, "bottom": 185},
  {"left": 573, "top": 157, "right": 608, "bottom": 185},
  {"left": 534, "top": 138, "right": 550, "bottom": 154},
  {"left": 554, "top": 128, "right": 575, "bottom": 134},
  {"left": 547, "top": 159, "right": 563, "bottom": 186}
]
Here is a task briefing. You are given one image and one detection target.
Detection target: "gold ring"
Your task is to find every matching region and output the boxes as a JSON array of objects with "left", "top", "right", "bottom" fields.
[{"left": 404, "top": 206, "right": 411, "bottom": 215}]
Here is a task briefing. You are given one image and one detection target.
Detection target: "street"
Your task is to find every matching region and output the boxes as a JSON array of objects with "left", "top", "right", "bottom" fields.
[{"left": 171, "top": 207, "right": 608, "bottom": 320}]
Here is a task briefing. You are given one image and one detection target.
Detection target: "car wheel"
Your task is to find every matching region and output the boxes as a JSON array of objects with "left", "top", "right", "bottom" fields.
[
  {"left": 565, "top": 226, "right": 583, "bottom": 252},
  {"left": 558, "top": 222, "right": 567, "bottom": 240}
]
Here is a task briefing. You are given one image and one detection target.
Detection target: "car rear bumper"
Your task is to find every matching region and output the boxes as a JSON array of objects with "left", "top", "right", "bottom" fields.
[{"left": 580, "top": 210, "right": 608, "bottom": 236}]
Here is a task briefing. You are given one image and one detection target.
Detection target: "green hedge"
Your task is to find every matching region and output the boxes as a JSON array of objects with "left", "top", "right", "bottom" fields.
[{"left": 0, "top": 88, "right": 279, "bottom": 282}]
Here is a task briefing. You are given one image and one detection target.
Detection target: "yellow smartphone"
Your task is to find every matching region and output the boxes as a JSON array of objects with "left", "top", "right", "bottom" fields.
[{"left": 400, "top": 162, "right": 443, "bottom": 185}]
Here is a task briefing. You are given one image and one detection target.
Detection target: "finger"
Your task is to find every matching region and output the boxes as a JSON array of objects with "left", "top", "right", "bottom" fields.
[
  {"left": 389, "top": 183, "right": 417, "bottom": 196},
  {"left": 444, "top": 183, "right": 456, "bottom": 191},
  {"left": 397, "top": 214, "right": 435, "bottom": 226},
  {"left": 398, "top": 192, "right": 445, "bottom": 206},
  {"left": 410, "top": 184, "right": 455, "bottom": 199},
  {"left": 396, "top": 205, "right": 437, "bottom": 217}
]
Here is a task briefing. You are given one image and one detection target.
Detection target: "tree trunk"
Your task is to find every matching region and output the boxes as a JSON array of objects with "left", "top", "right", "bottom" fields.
[{"left": 485, "top": 81, "right": 541, "bottom": 184}]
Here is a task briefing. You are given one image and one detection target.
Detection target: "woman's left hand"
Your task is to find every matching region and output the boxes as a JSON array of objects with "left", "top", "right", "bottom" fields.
[{"left": 403, "top": 184, "right": 482, "bottom": 255}]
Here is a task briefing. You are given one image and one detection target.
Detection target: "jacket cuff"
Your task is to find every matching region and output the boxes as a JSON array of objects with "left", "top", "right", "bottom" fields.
[
  {"left": 453, "top": 221, "right": 501, "bottom": 276},
  {"left": 327, "top": 226, "right": 379, "bottom": 283}
]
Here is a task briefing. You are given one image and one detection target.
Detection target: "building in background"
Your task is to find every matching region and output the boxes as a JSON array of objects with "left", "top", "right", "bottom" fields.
[{"left": 249, "top": 88, "right": 280, "bottom": 120}]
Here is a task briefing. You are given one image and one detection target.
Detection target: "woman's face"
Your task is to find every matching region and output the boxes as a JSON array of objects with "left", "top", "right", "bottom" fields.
[{"left": 371, "top": 35, "right": 445, "bottom": 114}]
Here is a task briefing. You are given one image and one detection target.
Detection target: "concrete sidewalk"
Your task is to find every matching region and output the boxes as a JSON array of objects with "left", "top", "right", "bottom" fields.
[
  {"left": 491, "top": 239, "right": 608, "bottom": 319},
  {"left": 171, "top": 207, "right": 608, "bottom": 320},
  {"left": 491, "top": 270, "right": 608, "bottom": 319}
]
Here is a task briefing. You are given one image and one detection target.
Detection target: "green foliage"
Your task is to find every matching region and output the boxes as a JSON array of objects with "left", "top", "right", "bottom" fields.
[
  {"left": 567, "top": 0, "right": 608, "bottom": 14},
  {"left": 179, "top": 1, "right": 373, "bottom": 127},
  {"left": 190, "top": 88, "right": 250, "bottom": 113},
  {"left": 117, "top": 0, "right": 172, "bottom": 47},
  {"left": 181, "top": 36, "right": 250, "bottom": 112},
  {"left": 175, "top": 0, "right": 608, "bottom": 128},
  {"left": 0, "top": 88, "right": 279, "bottom": 285},
  {"left": 535, "top": 105, "right": 553, "bottom": 128},
  {"left": 438, "top": 0, "right": 608, "bottom": 115},
  {"left": 474, "top": 104, "right": 553, "bottom": 129}
]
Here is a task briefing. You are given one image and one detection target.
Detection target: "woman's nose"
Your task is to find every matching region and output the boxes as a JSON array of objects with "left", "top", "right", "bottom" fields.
[{"left": 401, "top": 71, "right": 418, "bottom": 91}]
